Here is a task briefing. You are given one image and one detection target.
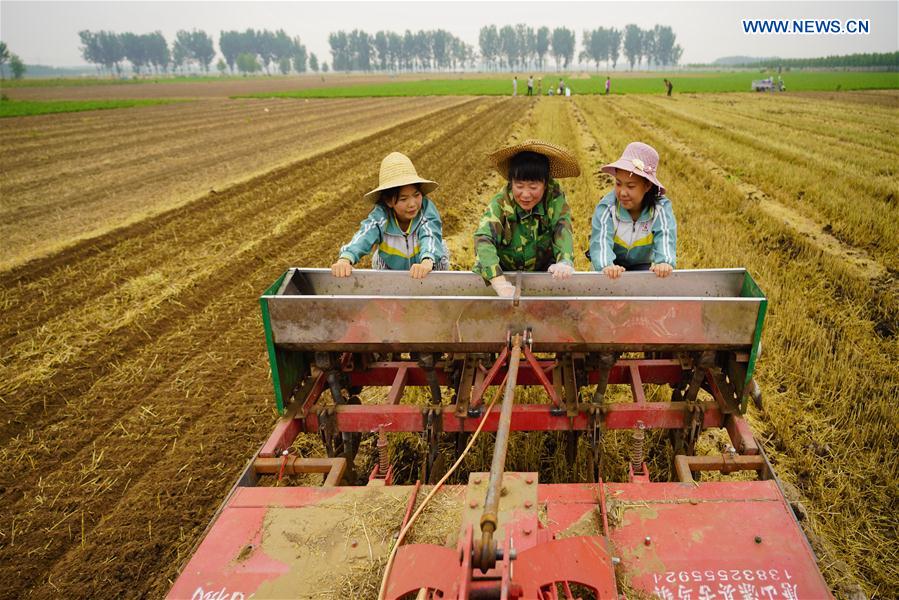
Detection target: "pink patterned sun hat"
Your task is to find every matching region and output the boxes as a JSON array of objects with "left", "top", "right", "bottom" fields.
[{"left": 601, "top": 142, "right": 666, "bottom": 195}]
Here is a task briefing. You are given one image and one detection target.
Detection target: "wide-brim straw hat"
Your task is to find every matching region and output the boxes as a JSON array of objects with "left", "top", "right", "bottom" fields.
[
  {"left": 601, "top": 141, "right": 666, "bottom": 195},
  {"left": 363, "top": 152, "right": 438, "bottom": 202},
  {"left": 487, "top": 139, "right": 581, "bottom": 179}
]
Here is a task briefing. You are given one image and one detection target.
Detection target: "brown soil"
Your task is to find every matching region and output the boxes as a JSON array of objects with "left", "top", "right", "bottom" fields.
[
  {"left": 0, "top": 96, "right": 469, "bottom": 271},
  {"left": 2, "top": 91, "right": 896, "bottom": 599},
  {"left": 0, "top": 96, "right": 526, "bottom": 599},
  {"left": 787, "top": 89, "right": 899, "bottom": 108}
]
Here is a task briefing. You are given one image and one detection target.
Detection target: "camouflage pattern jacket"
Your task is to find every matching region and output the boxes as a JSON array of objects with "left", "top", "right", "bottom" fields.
[{"left": 472, "top": 180, "right": 574, "bottom": 283}]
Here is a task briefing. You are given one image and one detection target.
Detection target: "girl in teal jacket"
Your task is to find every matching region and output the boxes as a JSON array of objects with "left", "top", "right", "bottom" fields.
[
  {"left": 589, "top": 142, "right": 676, "bottom": 279},
  {"left": 332, "top": 152, "right": 448, "bottom": 279}
]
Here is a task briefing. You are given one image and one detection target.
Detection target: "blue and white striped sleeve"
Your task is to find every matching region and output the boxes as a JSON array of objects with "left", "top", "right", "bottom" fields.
[
  {"left": 339, "top": 206, "right": 385, "bottom": 264},
  {"left": 417, "top": 198, "right": 446, "bottom": 264},
  {"left": 651, "top": 198, "right": 677, "bottom": 268},
  {"left": 589, "top": 201, "right": 616, "bottom": 270}
]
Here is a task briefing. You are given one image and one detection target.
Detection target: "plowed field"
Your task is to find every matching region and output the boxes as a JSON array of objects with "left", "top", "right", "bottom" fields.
[{"left": 1, "top": 91, "right": 897, "bottom": 599}]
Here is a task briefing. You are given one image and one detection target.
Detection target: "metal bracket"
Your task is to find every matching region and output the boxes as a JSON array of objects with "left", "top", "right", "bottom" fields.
[
  {"left": 317, "top": 406, "right": 340, "bottom": 458},
  {"left": 423, "top": 406, "right": 443, "bottom": 483},
  {"left": 587, "top": 404, "right": 604, "bottom": 482}
]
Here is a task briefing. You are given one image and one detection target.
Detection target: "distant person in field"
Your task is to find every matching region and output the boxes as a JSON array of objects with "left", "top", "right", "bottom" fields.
[
  {"left": 664, "top": 78, "right": 673, "bottom": 96},
  {"left": 513, "top": 76, "right": 518, "bottom": 96},
  {"left": 527, "top": 75, "right": 534, "bottom": 96},
  {"left": 589, "top": 142, "right": 677, "bottom": 279},
  {"left": 605, "top": 76, "right": 611, "bottom": 95},
  {"left": 332, "top": 152, "right": 448, "bottom": 279},
  {"left": 557, "top": 79, "right": 565, "bottom": 95},
  {"left": 473, "top": 140, "right": 580, "bottom": 297}
]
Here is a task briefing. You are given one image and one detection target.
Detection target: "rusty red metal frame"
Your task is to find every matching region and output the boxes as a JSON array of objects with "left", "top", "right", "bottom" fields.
[
  {"left": 253, "top": 456, "right": 346, "bottom": 486},
  {"left": 260, "top": 357, "right": 755, "bottom": 462}
]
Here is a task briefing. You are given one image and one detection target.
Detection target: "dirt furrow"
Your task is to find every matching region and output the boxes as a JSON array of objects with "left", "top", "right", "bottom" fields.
[
  {"left": 0, "top": 98, "right": 456, "bottom": 210},
  {"left": 0, "top": 98, "right": 364, "bottom": 149},
  {"left": 0, "top": 98, "right": 426, "bottom": 190},
  {"left": 608, "top": 98, "right": 896, "bottom": 297},
  {"left": 0, "top": 97, "right": 471, "bottom": 272},
  {"left": 0, "top": 98, "right": 525, "bottom": 600},
  {"left": 0, "top": 99, "right": 476, "bottom": 350},
  {"left": 0, "top": 99, "right": 485, "bottom": 441},
  {"left": 644, "top": 95, "right": 897, "bottom": 174},
  {"left": 621, "top": 96, "right": 899, "bottom": 265},
  {"left": 575, "top": 95, "right": 897, "bottom": 596}
]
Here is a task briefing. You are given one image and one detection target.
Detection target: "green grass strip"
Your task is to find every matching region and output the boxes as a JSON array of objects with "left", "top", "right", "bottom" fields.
[
  {"left": 241, "top": 71, "right": 899, "bottom": 99},
  {"left": 0, "top": 98, "right": 188, "bottom": 118}
]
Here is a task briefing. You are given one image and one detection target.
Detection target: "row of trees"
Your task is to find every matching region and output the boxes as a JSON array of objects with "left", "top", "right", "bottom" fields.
[
  {"left": 735, "top": 51, "right": 899, "bottom": 70},
  {"left": 79, "top": 30, "right": 218, "bottom": 74},
  {"left": 621, "top": 25, "right": 683, "bottom": 70},
  {"left": 78, "top": 29, "right": 323, "bottom": 76},
  {"left": 478, "top": 24, "right": 682, "bottom": 72},
  {"left": 581, "top": 25, "right": 683, "bottom": 70},
  {"left": 479, "top": 25, "right": 562, "bottom": 70},
  {"left": 219, "top": 29, "right": 319, "bottom": 75},
  {"left": 77, "top": 24, "right": 686, "bottom": 77},
  {"left": 0, "top": 41, "right": 27, "bottom": 79},
  {"left": 328, "top": 29, "right": 476, "bottom": 72}
]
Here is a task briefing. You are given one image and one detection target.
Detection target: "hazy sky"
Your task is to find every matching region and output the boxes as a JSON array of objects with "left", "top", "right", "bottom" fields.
[{"left": 2, "top": 0, "right": 897, "bottom": 67}]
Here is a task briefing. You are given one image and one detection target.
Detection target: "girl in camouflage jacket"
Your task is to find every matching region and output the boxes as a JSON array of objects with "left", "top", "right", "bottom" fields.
[
  {"left": 332, "top": 152, "right": 449, "bottom": 279},
  {"left": 473, "top": 140, "right": 581, "bottom": 296}
]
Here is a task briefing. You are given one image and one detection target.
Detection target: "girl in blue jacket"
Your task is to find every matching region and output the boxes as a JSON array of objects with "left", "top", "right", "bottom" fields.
[
  {"left": 589, "top": 142, "right": 676, "bottom": 279},
  {"left": 331, "top": 152, "right": 449, "bottom": 279}
]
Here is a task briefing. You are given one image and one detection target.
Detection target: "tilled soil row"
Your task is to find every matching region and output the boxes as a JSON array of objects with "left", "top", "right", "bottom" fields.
[
  {"left": 693, "top": 96, "right": 898, "bottom": 156},
  {"left": 0, "top": 98, "right": 525, "bottom": 599},
  {"left": 3, "top": 74, "right": 434, "bottom": 102},
  {"left": 620, "top": 95, "right": 899, "bottom": 266},
  {"left": 0, "top": 98, "right": 477, "bottom": 350},
  {"left": 0, "top": 98, "right": 365, "bottom": 148},
  {"left": 0, "top": 98, "right": 424, "bottom": 192},
  {"left": 610, "top": 99, "right": 897, "bottom": 298},
  {"left": 0, "top": 98, "right": 484, "bottom": 442},
  {"left": 637, "top": 95, "right": 897, "bottom": 178},
  {"left": 575, "top": 95, "right": 897, "bottom": 596},
  {"left": 0, "top": 99, "right": 458, "bottom": 221},
  {"left": 0, "top": 100, "right": 474, "bottom": 360},
  {"left": 0, "top": 97, "right": 469, "bottom": 271}
]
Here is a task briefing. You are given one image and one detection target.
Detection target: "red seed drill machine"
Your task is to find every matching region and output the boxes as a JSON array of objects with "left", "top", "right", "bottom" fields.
[{"left": 168, "top": 268, "right": 831, "bottom": 600}]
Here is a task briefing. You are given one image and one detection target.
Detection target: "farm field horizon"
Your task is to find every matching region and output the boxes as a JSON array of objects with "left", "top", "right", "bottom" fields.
[{"left": 0, "top": 87, "right": 897, "bottom": 599}]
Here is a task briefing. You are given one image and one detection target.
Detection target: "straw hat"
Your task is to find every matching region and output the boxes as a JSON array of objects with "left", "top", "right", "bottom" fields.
[
  {"left": 601, "top": 142, "right": 666, "bottom": 195},
  {"left": 487, "top": 139, "right": 581, "bottom": 179},
  {"left": 363, "top": 152, "right": 438, "bottom": 202}
]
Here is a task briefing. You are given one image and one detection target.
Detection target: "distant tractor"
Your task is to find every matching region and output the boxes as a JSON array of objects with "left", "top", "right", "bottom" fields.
[{"left": 752, "top": 77, "right": 784, "bottom": 92}]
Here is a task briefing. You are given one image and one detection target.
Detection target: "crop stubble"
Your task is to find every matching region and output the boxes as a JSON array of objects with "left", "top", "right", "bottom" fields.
[
  {"left": 0, "top": 96, "right": 468, "bottom": 272},
  {"left": 0, "top": 96, "right": 525, "bottom": 599},
  {"left": 572, "top": 93, "right": 898, "bottom": 597},
  {"left": 1, "top": 92, "right": 896, "bottom": 599}
]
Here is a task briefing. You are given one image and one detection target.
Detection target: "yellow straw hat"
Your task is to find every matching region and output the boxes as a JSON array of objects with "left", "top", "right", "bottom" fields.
[
  {"left": 363, "top": 152, "right": 438, "bottom": 202},
  {"left": 487, "top": 139, "right": 581, "bottom": 179}
]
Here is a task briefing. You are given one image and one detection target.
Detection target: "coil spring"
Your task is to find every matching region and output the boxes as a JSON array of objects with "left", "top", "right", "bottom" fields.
[
  {"left": 630, "top": 421, "right": 646, "bottom": 473},
  {"left": 377, "top": 427, "right": 389, "bottom": 475}
]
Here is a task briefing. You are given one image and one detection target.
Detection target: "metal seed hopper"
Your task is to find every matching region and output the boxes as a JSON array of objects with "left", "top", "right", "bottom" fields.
[{"left": 169, "top": 268, "right": 831, "bottom": 599}]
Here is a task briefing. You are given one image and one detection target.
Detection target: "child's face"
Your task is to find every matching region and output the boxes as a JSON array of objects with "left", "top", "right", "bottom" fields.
[
  {"left": 614, "top": 170, "right": 652, "bottom": 212},
  {"left": 511, "top": 179, "right": 546, "bottom": 212},
  {"left": 385, "top": 184, "right": 423, "bottom": 222}
]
